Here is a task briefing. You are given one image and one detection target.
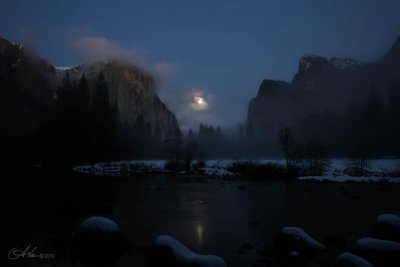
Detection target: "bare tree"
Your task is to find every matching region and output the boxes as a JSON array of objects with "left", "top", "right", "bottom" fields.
[
  {"left": 183, "top": 141, "right": 198, "bottom": 172},
  {"left": 279, "top": 127, "right": 295, "bottom": 170},
  {"left": 303, "top": 137, "right": 330, "bottom": 175},
  {"left": 347, "top": 145, "right": 371, "bottom": 176}
]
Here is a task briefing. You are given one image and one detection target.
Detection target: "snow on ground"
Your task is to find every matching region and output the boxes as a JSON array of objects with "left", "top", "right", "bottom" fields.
[
  {"left": 73, "top": 159, "right": 287, "bottom": 176},
  {"left": 356, "top": 237, "right": 400, "bottom": 252},
  {"left": 377, "top": 214, "right": 400, "bottom": 228},
  {"left": 203, "top": 160, "right": 234, "bottom": 176},
  {"left": 337, "top": 252, "right": 373, "bottom": 267},
  {"left": 73, "top": 160, "right": 166, "bottom": 176},
  {"left": 155, "top": 235, "right": 227, "bottom": 267},
  {"left": 281, "top": 227, "right": 326, "bottom": 250},
  {"left": 79, "top": 216, "right": 119, "bottom": 232},
  {"left": 298, "top": 174, "right": 400, "bottom": 183},
  {"left": 299, "top": 158, "right": 400, "bottom": 183},
  {"left": 328, "top": 158, "right": 400, "bottom": 172},
  {"left": 73, "top": 158, "right": 400, "bottom": 183}
]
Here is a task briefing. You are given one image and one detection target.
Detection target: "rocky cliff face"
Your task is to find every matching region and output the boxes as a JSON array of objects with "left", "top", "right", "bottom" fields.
[
  {"left": 0, "top": 36, "right": 179, "bottom": 137},
  {"left": 246, "top": 36, "right": 400, "bottom": 138},
  {"left": 56, "top": 61, "right": 179, "bottom": 136},
  {"left": 0, "top": 37, "right": 55, "bottom": 135},
  {"left": 0, "top": 36, "right": 55, "bottom": 106},
  {"left": 247, "top": 79, "right": 296, "bottom": 135}
]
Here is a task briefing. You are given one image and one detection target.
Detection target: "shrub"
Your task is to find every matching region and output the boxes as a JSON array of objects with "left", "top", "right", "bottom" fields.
[
  {"left": 345, "top": 157, "right": 370, "bottom": 176},
  {"left": 227, "top": 161, "right": 294, "bottom": 180},
  {"left": 164, "top": 161, "right": 184, "bottom": 172}
]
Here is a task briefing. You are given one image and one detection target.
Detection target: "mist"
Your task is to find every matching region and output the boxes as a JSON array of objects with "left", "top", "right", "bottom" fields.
[{"left": 2, "top": 2, "right": 400, "bottom": 267}]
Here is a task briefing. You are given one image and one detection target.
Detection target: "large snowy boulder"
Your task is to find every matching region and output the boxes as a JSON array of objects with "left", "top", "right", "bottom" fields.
[
  {"left": 79, "top": 216, "right": 119, "bottom": 232},
  {"left": 373, "top": 214, "right": 400, "bottom": 242},
  {"left": 145, "top": 235, "right": 227, "bottom": 267},
  {"left": 71, "top": 216, "right": 129, "bottom": 267},
  {"left": 335, "top": 252, "right": 373, "bottom": 267},
  {"left": 355, "top": 237, "right": 400, "bottom": 267},
  {"left": 274, "top": 227, "right": 326, "bottom": 261}
]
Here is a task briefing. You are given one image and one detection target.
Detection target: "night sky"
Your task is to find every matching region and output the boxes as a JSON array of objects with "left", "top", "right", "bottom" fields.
[{"left": 1, "top": 0, "right": 400, "bottom": 130}]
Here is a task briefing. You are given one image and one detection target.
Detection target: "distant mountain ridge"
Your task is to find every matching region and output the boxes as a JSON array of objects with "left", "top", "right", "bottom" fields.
[{"left": 246, "top": 35, "right": 400, "bottom": 139}]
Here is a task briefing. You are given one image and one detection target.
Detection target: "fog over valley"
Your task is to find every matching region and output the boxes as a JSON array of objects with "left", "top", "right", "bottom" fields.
[{"left": 2, "top": 2, "right": 400, "bottom": 267}]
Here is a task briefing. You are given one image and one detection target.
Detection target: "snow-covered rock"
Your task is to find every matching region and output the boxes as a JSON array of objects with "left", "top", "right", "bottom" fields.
[
  {"left": 374, "top": 214, "right": 400, "bottom": 242},
  {"left": 377, "top": 214, "right": 400, "bottom": 229},
  {"left": 71, "top": 217, "right": 129, "bottom": 266},
  {"left": 356, "top": 238, "right": 400, "bottom": 252},
  {"left": 281, "top": 227, "right": 326, "bottom": 250},
  {"left": 274, "top": 226, "right": 325, "bottom": 262},
  {"left": 146, "top": 235, "right": 227, "bottom": 267},
  {"left": 79, "top": 216, "right": 119, "bottom": 232},
  {"left": 355, "top": 238, "right": 400, "bottom": 267},
  {"left": 336, "top": 252, "right": 373, "bottom": 267}
]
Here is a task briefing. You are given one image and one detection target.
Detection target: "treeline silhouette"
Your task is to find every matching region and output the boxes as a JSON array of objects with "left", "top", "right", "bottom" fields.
[
  {"left": 291, "top": 83, "right": 400, "bottom": 158},
  {"left": 0, "top": 71, "right": 168, "bottom": 166},
  {"left": 1, "top": 72, "right": 399, "bottom": 167},
  {"left": 40, "top": 71, "right": 170, "bottom": 163},
  {"left": 162, "top": 123, "right": 235, "bottom": 171},
  {"left": 40, "top": 72, "right": 119, "bottom": 163}
]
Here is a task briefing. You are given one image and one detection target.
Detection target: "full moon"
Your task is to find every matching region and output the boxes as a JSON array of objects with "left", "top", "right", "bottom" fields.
[
  {"left": 191, "top": 95, "right": 209, "bottom": 110},
  {"left": 195, "top": 96, "right": 204, "bottom": 105}
]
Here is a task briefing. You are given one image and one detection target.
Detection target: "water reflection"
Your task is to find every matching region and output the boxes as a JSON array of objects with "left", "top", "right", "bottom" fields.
[{"left": 196, "top": 224, "right": 204, "bottom": 245}]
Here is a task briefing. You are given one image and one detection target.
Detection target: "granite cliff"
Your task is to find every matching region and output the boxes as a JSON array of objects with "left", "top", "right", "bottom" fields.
[
  {"left": 55, "top": 61, "right": 179, "bottom": 136},
  {"left": 0, "top": 36, "right": 179, "bottom": 138},
  {"left": 246, "top": 36, "right": 400, "bottom": 138}
]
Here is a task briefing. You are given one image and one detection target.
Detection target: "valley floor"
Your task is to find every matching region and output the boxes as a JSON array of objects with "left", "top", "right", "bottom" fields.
[{"left": 3, "top": 167, "right": 400, "bottom": 267}]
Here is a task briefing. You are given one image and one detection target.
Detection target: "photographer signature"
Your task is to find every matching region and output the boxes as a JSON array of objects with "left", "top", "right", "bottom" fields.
[{"left": 8, "top": 245, "right": 55, "bottom": 260}]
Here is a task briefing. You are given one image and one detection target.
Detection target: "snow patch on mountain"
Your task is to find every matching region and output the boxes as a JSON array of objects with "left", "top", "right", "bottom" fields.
[
  {"left": 330, "top": 57, "right": 359, "bottom": 70},
  {"left": 55, "top": 65, "right": 80, "bottom": 73}
]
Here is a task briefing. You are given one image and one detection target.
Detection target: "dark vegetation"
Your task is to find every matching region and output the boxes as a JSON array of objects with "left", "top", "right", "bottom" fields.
[
  {"left": 291, "top": 84, "right": 400, "bottom": 159},
  {"left": 1, "top": 68, "right": 400, "bottom": 169},
  {"left": 171, "top": 82, "right": 400, "bottom": 165},
  {"left": 0, "top": 71, "right": 166, "bottom": 166},
  {"left": 227, "top": 161, "right": 290, "bottom": 180},
  {"left": 1, "top": 38, "right": 399, "bottom": 169}
]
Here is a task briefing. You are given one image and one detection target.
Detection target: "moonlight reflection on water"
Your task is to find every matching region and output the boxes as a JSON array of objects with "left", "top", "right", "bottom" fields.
[{"left": 196, "top": 224, "right": 204, "bottom": 245}]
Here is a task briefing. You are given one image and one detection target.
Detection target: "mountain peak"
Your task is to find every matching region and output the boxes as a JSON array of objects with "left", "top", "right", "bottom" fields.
[
  {"left": 257, "top": 79, "right": 291, "bottom": 98},
  {"left": 383, "top": 35, "right": 400, "bottom": 58},
  {"left": 298, "top": 55, "right": 329, "bottom": 73},
  {"left": 0, "top": 36, "right": 24, "bottom": 55}
]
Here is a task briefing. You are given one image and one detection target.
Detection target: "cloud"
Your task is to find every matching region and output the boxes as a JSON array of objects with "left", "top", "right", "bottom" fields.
[
  {"left": 71, "top": 35, "right": 147, "bottom": 66},
  {"left": 152, "top": 62, "right": 175, "bottom": 83},
  {"left": 18, "top": 27, "right": 36, "bottom": 49},
  {"left": 71, "top": 34, "right": 175, "bottom": 84}
]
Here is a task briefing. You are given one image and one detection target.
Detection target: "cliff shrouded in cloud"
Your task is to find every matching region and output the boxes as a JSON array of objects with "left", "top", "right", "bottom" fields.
[
  {"left": 0, "top": 36, "right": 179, "bottom": 162},
  {"left": 55, "top": 62, "right": 178, "bottom": 134}
]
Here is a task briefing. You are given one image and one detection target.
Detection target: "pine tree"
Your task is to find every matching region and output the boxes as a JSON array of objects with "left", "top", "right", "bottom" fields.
[
  {"left": 53, "top": 71, "right": 76, "bottom": 162},
  {"left": 91, "top": 71, "right": 116, "bottom": 159}
]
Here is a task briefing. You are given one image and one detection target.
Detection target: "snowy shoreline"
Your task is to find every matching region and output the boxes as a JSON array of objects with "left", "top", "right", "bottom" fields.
[{"left": 73, "top": 158, "right": 400, "bottom": 183}]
